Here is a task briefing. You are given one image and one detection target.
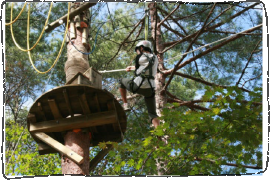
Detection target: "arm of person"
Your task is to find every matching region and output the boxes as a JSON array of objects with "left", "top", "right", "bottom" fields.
[{"left": 126, "top": 66, "right": 135, "bottom": 72}]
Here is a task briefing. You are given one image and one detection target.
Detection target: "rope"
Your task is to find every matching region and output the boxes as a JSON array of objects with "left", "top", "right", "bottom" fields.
[
  {"left": 99, "top": 69, "right": 133, "bottom": 73},
  {"left": 5, "top": 2, "right": 28, "bottom": 26},
  {"left": 27, "top": 2, "right": 70, "bottom": 74},
  {"left": 164, "top": 24, "right": 262, "bottom": 63},
  {"left": 10, "top": 2, "right": 53, "bottom": 52},
  {"left": 68, "top": 22, "right": 106, "bottom": 55}
]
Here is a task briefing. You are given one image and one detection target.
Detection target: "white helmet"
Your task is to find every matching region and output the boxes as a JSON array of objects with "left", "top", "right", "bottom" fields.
[{"left": 135, "top": 40, "right": 152, "bottom": 52}]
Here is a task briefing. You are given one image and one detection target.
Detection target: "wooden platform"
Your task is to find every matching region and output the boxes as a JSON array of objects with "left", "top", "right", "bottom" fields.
[{"left": 27, "top": 84, "right": 126, "bottom": 155}]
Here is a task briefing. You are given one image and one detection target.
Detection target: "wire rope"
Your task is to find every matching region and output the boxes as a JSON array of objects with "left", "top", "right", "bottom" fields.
[
  {"left": 5, "top": 2, "right": 28, "bottom": 26},
  {"left": 10, "top": 2, "right": 53, "bottom": 52},
  {"left": 27, "top": 2, "right": 70, "bottom": 74}
]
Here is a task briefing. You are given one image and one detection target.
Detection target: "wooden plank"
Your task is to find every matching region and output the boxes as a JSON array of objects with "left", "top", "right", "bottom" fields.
[
  {"left": 111, "top": 100, "right": 123, "bottom": 141},
  {"left": 38, "top": 142, "right": 58, "bottom": 155},
  {"left": 79, "top": 93, "right": 91, "bottom": 114},
  {"left": 45, "top": 3, "right": 97, "bottom": 33},
  {"left": 33, "top": 132, "right": 84, "bottom": 165},
  {"left": 94, "top": 93, "right": 101, "bottom": 112},
  {"left": 38, "top": 102, "right": 47, "bottom": 121},
  {"left": 48, "top": 99, "right": 63, "bottom": 119},
  {"left": 107, "top": 100, "right": 119, "bottom": 132},
  {"left": 89, "top": 144, "right": 113, "bottom": 172},
  {"left": 27, "top": 113, "right": 36, "bottom": 123},
  {"left": 29, "top": 110, "right": 117, "bottom": 133},
  {"left": 63, "top": 89, "right": 74, "bottom": 117}
]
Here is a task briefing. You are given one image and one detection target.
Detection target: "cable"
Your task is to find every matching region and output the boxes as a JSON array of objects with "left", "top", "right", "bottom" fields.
[
  {"left": 67, "top": 22, "right": 106, "bottom": 55},
  {"left": 10, "top": 2, "right": 53, "bottom": 52},
  {"left": 27, "top": 2, "right": 70, "bottom": 74},
  {"left": 5, "top": 2, "right": 28, "bottom": 26}
]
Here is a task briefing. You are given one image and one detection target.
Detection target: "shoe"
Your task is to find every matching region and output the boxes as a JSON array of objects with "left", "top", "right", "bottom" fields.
[{"left": 123, "top": 103, "right": 131, "bottom": 111}]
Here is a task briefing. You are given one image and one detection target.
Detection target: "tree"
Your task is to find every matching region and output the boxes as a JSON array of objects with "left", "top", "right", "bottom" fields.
[{"left": 4, "top": 2, "right": 263, "bottom": 176}]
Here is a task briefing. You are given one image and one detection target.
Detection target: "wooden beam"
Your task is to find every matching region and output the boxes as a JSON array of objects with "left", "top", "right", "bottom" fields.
[
  {"left": 27, "top": 113, "right": 36, "bottom": 123},
  {"left": 63, "top": 89, "right": 74, "bottom": 117},
  {"left": 94, "top": 93, "right": 101, "bottom": 112},
  {"left": 89, "top": 144, "right": 113, "bottom": 172},
  {"left": 33, "top": 132, "right": 84, "bottom": 164},
  {"left": 48, "top": 99, "right": 63, "bottom": 119},
  {"left": 38, "top": 142, "right": 58, "bottom": 155},
  {"left": 107, "top": 100, "right": 119, "bottom": 132},
  {"left": 38, "top": 102, "right": 47, "bottom": 121},
  {"left": 79, "top": 93, "right": 91, "bottom": 114},
  {"left": 45, "top": 3, "right": 97, "bottom": 33},
  {"left": 29, "top": 110, "right": 117, "bottom": 133}
]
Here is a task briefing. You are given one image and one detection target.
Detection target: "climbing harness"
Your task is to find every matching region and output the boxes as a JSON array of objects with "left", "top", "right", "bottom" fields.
[{"left": 130, "top": 53, "right": 156, "bottom": 98}]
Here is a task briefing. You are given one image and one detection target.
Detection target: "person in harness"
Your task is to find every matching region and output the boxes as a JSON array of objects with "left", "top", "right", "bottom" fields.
[{"left": 119, "top": 40, "right": 160, "bottom": 128}]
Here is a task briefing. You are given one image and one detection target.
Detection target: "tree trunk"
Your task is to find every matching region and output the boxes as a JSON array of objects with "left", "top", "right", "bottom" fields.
[
  {"left": 149, "top": 3, "right": 168, "bottom": 175},
  {"left": 62, "top": 3, "right": 92, "bottom": 175},
  {"left": 149, "top": 3, "right": 167, "bottom": 117}
]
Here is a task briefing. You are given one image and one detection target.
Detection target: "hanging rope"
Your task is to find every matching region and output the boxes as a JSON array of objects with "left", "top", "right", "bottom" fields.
[
  {"left": 27, "top": 2, "right": 70, "bottom": 74},
  {"left": 5, "top": 2, "right": 28, "bottom": 26},
  {"left": 10, "top": 2, "right": 53, "bottom": 52}
]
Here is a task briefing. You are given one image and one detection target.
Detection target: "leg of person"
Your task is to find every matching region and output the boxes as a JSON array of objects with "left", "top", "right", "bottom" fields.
[
  {"left": 119, "top": 78, "right": 134, "bottom": 111},
  {"left": 139, "top": 88, "right": 159, "bottom": 128},
  {"left": 119, "top": 87, "right": 127, "bottom": 103}
]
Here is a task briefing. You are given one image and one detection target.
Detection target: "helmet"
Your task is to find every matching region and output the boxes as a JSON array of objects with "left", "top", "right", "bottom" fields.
[{"left": 135, "top": 40, "right": 152, "bottom": 52}]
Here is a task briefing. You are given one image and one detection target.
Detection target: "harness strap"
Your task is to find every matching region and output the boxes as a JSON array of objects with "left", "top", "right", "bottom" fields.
[{"left": 131, "top": 54, "right": 156, "bottom": 98}]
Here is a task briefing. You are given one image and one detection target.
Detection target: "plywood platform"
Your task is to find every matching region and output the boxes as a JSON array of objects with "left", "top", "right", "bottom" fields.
[{"left": 27, "top": 84, "right": 126, "bottom": 155}]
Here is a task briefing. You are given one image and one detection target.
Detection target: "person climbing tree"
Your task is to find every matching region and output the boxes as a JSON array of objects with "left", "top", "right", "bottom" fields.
[{"left": 119, "top": 40, "right": 160, "bottom": 128}]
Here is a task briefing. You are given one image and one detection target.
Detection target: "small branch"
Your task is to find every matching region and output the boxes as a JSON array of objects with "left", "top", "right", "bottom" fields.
[
  {"left": 157, "top": 4, "right": 180, "bottom": 28},
  {"left": 165, "top": 71, "right": 251, "bottom": 93},
  {"left": 163, "top": 24, "right": 262, "bottom": 86},
  {"left": 194, "top": 157, "right": 262, "bottom": 170},
  {"left": 163, "top": 3, "right": 217, "bottom": 92},
  {"left": 105, "top": 18, "right": 144, "bottom": 68},
  {"left": 236, "top": 39, "right": 262, "bottom": 86}
]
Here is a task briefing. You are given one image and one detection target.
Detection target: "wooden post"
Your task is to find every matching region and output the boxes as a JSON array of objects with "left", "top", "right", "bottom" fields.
[{"left": 61, "top": 3, "right": 94, "bottom": 175}]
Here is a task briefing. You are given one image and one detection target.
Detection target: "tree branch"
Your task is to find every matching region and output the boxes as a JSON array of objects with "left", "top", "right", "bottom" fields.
[
  {"left": 163, "top": 3, "right": 217, "bottom": 92},
  {"left": 105, "top": 18, "right": 144, "bottom": 68},
  {"left": 236, "top": 39, "right": 262, "bottom": 86},
  {"left": 157, "top": 3, "right": 180, "bottom": 28},
  {"left": 162, "top": 24, "right": 262, "bottom": 91},
  {"left": 166, "top": 71, "right": 251, "bottom": 93},
  {"left": 194, "top": 157, "right": 262, "bottom": 170}
]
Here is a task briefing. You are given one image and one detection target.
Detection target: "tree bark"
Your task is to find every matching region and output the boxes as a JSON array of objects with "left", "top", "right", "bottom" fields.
[
  {"left": 62, "top": 3, "right": 93, "bottom": 175},
  {"left": 149, "top": 3, "right": 166, "bottom": 118}
]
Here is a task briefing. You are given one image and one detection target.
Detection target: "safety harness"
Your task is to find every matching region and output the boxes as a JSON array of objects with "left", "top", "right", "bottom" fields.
[{"left": 130, "top": 53, "right": 156, "bottom": 98}]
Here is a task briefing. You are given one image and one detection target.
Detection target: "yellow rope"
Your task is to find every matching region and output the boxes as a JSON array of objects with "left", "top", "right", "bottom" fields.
[
  {"left": 5, "top": 2, "right": 28, "bottom": 26},
  {"left": 10, "top": 2, "right": 53, "bottom": 52},
  {"left": 27, "top": 2, "right": 70, "bottom": 74}
]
